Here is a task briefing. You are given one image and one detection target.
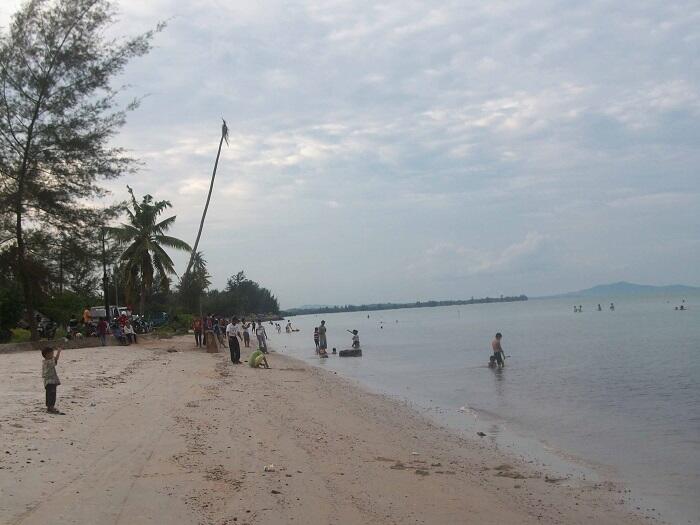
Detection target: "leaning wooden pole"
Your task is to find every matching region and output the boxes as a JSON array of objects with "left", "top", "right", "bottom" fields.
[{"left": 183, "top": 119, "right": 229, "bottom": 279}]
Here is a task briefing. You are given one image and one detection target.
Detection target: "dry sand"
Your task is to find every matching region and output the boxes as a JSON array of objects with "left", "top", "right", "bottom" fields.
[{"left": 1, "top": 336, "right": 652, "bottom": 524}]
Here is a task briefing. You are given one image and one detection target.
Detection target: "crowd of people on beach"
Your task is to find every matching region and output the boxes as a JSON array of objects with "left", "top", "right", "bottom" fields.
[
  {"left": 60, "top": 307, "right": 142, "bottom": 346},
  {"left": 191, "top": 315, "right": 270, "bottom": 367},
  {"left": 37, "top": 311, "right": 508, "bottom": 416}
]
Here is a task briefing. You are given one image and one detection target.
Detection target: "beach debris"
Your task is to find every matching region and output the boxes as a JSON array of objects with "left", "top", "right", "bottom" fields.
[
  {"left": 415, "top": 469, "right": 430, "bottom": 476},
  {"left": 477, "top": 431, "right": 487, "bottom": 437},
  {"left": 411, "top": 451, "right": 420, "bottom": 456},
  {"left": 544, "top": 475, "right": 568, "bottom": 483},
  {"left": 458, "top": 406, "right": 467, "bottom": 412},
  {"left": 390, "top": 462, "right": 406, "bottom": 470},
  {"left": 263, "top": 464, "right": 276, "bottom": 472},
  {"left": 271, "top": 489, "right": 282, "bottom": 494},
  {"left": 167, "top": 348, "right": 178, "bottom": 353},
  {"left": 493, "top": 464, "right": 529, "bottom": 479},
  {"left": 496, "top": 470, "right": 527, "bottom": 479}
]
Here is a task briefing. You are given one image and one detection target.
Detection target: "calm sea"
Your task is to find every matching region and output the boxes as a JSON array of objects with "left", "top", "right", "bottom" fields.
[{"left": 272, "top": 295, "right": 700, "bottom": 524}]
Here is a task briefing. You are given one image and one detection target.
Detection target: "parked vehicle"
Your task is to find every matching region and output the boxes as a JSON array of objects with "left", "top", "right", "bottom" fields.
[
  {"left": 131, "top": 316, "right": 152, "bottom": 334},
  {"left": 38, "top": 317, "right": 57, "bottom": 340},
  {"left": 89, "top": 305, "right": 131, "bottom": 321}
]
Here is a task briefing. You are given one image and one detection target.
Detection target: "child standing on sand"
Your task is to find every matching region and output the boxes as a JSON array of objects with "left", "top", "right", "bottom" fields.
[{"left": 41, "top": 347, "right": 62, "bottom": 414}]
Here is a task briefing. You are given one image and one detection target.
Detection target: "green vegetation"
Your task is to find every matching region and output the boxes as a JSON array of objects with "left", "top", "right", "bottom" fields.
[
  {"left": 107, "top": 187, "right": 192, "bottom": 315},
  {"left": 0, "top": 2, "right": 279, "bottom": 342},
  {"left": 282, "top": 295, "right": 528, "bottom": 316},
  {"left": 10, "top": 328, "right": 31, "bottom": 343},
  {"left": 202, "top": 271, "right": 279, "bottom": 317},
  {"left": 0, "top": 0, "right": 162, "bottom": 339},
  {"left": 0, "top": 287, "right": 23, "bottom": 342}
]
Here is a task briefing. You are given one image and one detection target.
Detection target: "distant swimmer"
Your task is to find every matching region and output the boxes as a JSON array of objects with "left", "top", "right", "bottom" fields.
[
  {"left": 597, "top": 304, "right": 602, "bottom": 311},
  {"left": 610, "top": 302, "right": 615, "bottom": 311},
  {"left": 490, "top": 333, "right": 505, "bottom": 368}
]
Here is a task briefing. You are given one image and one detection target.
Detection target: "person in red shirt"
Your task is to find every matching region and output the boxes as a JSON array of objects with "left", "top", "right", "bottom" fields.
[
  {"left": 192, "top": 317, "right": 203, "bottom": 347},
  {"left": 97, "top": 318, "right": 108, "bottom": 346}
]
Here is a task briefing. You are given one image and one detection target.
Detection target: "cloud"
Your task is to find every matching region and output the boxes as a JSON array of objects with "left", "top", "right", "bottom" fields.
[
  {"left": 1, "top": 0, "right": 698, "bottom": 305},
  {"left": 414, "top": 232, "right": 550, "bottom": 279}
]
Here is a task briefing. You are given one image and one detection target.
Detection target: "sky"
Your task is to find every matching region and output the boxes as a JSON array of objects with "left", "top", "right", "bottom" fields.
[{"left": 2, "top": 1, "right": 699, "bottom": 308}]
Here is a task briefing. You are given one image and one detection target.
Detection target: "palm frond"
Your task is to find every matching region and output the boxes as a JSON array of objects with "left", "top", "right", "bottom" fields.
[{"left": 155, "top": 234, "right": 192, "bottom": 252}]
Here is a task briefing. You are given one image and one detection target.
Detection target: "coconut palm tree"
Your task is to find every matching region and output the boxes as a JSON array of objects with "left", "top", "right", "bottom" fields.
[
  {"left": 177, "top": 251, "right": 211, "bottom": 312},
  {"left": 183, "top": 119, "right": 228, "bottom": 278},
  {"left": 107, "top": 186, "right": 191, "bottom": 315}
]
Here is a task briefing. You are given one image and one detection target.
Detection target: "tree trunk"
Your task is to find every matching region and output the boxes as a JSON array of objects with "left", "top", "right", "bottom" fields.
[
  {"left": 16, "top": 207, "right": 38, "bottom": 340},
  {"left": 139, "top": 284, "right": 146, "bottom": 317}
]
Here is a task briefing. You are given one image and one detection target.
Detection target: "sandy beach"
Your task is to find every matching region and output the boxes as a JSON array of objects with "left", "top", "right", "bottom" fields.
[{"left": 1, "top": 336, "right": 652, "bottom": 525}]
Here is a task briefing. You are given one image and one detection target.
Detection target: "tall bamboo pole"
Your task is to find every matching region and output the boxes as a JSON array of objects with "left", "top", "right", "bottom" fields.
[{"left": 183, "top": 119, "right": 229, "bottom": 279}]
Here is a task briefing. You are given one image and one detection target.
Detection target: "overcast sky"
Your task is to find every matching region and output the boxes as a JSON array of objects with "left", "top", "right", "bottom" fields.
[{"left": 2, "top": 1, "right": 699, "bottom": 307}]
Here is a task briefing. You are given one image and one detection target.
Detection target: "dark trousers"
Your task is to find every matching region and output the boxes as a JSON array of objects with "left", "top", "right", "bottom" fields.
[
  {"left": 45, "top": 384, "right": 57, "bottom": 408},
  {"left": 494, "top": 351, "right": 505, "bottom": 367},
  {"left": 229, "top": 337, "right": 240, "bottom": 363},
  {"left": 194, "top": 331, "right": 202, "bottom": 347}
]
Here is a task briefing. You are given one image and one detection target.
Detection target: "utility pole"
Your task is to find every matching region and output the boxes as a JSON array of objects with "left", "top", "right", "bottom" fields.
[{"left": 102, "top": 227, "right": 109, "bottom": 320}]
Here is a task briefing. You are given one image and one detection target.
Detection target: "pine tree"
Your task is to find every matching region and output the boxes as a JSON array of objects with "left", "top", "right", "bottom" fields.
[{"left": 0, "top": 0, "right": 162, "bottom": 338}]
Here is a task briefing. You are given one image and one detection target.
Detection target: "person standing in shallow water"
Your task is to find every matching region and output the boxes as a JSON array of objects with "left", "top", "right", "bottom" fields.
[
  {"left": 491, "top": 332, "right": 505, "bottom": 368},
  {"left": 318, "top": 320, "right": 328, "bottom": 354},
  {"left": 256, "top": 322, "right": 268, "bottom": 353}
]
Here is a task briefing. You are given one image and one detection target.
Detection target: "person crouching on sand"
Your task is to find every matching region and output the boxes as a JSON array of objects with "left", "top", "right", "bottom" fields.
[
  {"left": 41, "top": 347, "right": 63, "bottom": 414},
  {"left": 248, "top": 348, "right": 270, "bottom": 369}
]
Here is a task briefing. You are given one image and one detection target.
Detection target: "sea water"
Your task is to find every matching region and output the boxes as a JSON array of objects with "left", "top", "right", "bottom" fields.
[{"left": 272, "top": 295, "right": 700, "bottom": 524}]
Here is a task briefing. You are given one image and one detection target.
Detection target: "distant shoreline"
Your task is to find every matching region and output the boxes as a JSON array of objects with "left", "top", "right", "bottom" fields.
[{"left": 282, "top": 295, "right": 528, "bottom": 316}]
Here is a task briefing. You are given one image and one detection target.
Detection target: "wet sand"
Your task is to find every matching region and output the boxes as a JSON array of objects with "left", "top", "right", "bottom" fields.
[{"left": 1, "top": 336, "right": 651, "bottom": 524}]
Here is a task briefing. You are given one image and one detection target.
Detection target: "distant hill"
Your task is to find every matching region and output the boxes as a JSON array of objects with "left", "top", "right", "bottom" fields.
[{"left": 545, "top": 281, "right": 700, "bottom": 298}]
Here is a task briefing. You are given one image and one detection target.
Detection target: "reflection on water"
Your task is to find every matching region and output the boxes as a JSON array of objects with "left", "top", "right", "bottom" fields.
[
  {"left": 492, "top": 366, "right": 506, "bottom": 398},
  {"left": 274, "top": 295, "right": 700, "bottom": 524}
]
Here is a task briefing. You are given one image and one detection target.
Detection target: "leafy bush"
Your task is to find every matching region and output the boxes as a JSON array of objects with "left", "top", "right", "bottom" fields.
[
  {"left": 0, "top": 288, "right": 23, "bottom": 343},
  {"left": 170, "top": 313, "right": 193, "bottom": 333},
  {"left": 11, "top": 328, "right": 31, "bottom": 343},
  {"left": 42, "top": 292, "right": 93, "bottom": 326}
]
